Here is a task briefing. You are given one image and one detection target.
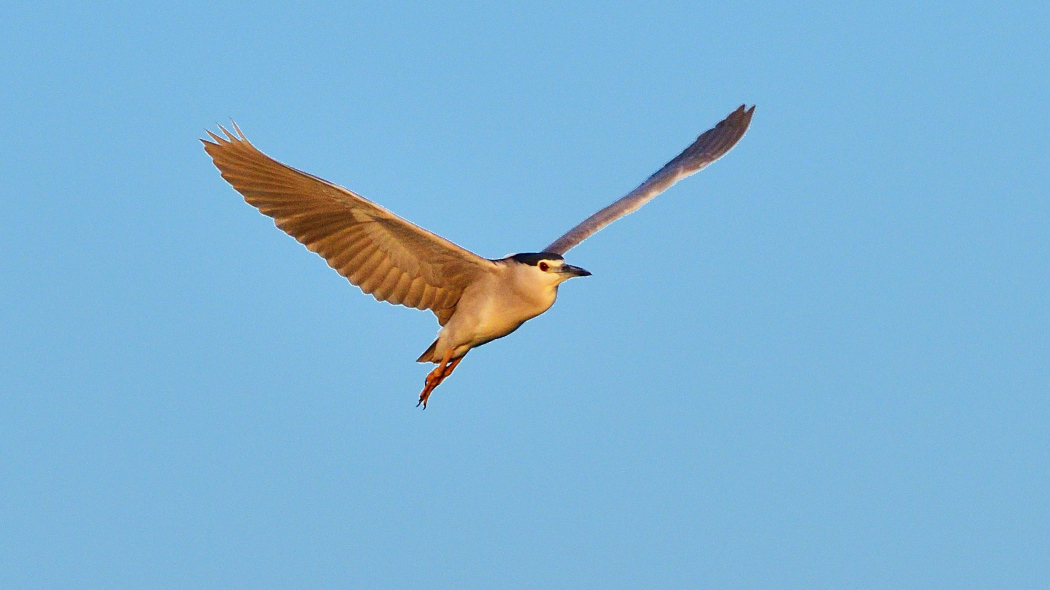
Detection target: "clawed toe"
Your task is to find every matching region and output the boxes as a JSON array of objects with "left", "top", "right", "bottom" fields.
[{"left": 415, "top": 351, "right": 465, "bottom": 409}]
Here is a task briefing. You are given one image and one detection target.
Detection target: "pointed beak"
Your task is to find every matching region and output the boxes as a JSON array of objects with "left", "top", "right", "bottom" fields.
[{"left": 561, "top": 264, "right": 591, "bottom": 277}]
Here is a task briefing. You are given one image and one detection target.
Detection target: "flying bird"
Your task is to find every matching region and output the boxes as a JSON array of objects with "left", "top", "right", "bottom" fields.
[{"left": 203, "top": 104, "right": 754, "bottom": 407}]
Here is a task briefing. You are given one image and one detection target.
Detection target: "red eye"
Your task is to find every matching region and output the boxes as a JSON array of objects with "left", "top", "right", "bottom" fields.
[{"left": 539, "top": 262, "right": 549, "bottom": 272}]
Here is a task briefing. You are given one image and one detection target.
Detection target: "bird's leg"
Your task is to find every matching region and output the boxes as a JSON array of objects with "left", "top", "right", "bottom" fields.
[
  {"left": 442, "top": 355, "right": 464, "bottom": 379},
  {"left": 416, "top": 351, "right": 467, "bottom": 409},
  {"left": 418, "top": 349, "right": 453, "bottom": 409}
]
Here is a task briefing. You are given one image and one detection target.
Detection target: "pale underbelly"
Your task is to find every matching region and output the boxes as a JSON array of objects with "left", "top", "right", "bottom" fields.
[{"left": 449, "top": 297, "right": 552, "bottom": 353}]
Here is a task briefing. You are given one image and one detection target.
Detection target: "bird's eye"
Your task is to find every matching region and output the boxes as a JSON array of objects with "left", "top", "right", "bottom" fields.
[{"left": 539, "top": 262, "right": 549, "bottom": 272}]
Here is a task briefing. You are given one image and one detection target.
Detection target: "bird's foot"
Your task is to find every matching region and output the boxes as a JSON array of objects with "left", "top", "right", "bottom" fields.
[
  {"left": 415, "top": 353, "right": 465, "bottom": 409},
  {"left": 417, "top": 370, "right": 442, "bottom": 409}
]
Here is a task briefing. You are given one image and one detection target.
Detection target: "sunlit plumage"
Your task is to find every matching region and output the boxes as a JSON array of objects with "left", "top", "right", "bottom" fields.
[{"left": 203, "top": 104, "right": 754, "bottom": 407}]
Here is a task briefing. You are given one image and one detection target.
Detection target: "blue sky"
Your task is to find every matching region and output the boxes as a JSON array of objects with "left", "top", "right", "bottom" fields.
[{"left": 2, "top": 1, "right": 1047, "bottom": 588}]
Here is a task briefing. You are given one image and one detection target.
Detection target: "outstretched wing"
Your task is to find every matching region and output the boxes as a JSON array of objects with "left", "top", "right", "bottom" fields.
[
  {"left": 202, "top": 125, "right": 495, "bottom": 326},
  {"left": 543, "top": 104, "right": 754, "bottom": 255}
]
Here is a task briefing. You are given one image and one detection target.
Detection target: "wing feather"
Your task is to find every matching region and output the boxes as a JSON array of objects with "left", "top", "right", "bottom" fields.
[
  {"left": 389, "top": 273, "right": 413, "bottom": 305},
  {"left": 543, "top": 104, "right": 754, "bottom": 255},
  {"left": 202, "top": 125, "right": 494, "bottom": 325}
]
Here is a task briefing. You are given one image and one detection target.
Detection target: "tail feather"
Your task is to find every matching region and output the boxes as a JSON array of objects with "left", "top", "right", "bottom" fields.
[{"left": 416, "top": 339, "right": 439, "bottom": 363}]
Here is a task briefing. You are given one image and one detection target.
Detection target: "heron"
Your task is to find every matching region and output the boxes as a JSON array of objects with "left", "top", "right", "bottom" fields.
[{"left": 203, "top": 104, "right": 754, "bottom": 407}]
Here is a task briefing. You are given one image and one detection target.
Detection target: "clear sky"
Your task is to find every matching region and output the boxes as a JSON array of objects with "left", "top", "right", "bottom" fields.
[{"left": 2, "top": 1, "right": 1047, "bottom": 588}]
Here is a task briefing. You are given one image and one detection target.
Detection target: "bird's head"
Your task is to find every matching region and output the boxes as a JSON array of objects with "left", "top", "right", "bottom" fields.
[{"left": 505, "top": 252, "right": 591, "bottom": 287}]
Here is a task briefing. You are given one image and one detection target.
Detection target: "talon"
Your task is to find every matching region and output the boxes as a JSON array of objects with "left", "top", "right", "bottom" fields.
[{"left": 414, "top": 350, "right": 465, "bottom": 408}]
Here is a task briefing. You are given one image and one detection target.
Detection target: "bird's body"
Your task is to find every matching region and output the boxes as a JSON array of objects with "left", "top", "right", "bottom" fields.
[
  {"left": 203, "top": 105, "right": 754, "bottom": 407},
  {"left": 419, "top": 253, "right": 587, "bottom": 363}
]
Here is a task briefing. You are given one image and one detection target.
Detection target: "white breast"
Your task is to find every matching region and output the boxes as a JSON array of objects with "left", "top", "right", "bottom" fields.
[{"left": 440, "top": 263, "right": 560, "bottom": 354}]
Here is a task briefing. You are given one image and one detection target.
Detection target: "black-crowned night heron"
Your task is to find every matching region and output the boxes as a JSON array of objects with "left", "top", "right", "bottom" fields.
[{"left": 203, "top": 104, "right": 754, "bottom": 407}]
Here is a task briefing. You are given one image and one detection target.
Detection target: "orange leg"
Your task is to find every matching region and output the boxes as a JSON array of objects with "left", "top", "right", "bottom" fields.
[
  {"left": 417, "top": 350, "right": 466, "bottom": 408},
  {"left": 442, "top": 355, "right": 465, "bottom": 378}
]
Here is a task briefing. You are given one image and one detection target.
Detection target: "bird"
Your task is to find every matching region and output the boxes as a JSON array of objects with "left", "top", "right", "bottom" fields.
[{"left": 202, "top": 104, "right": 754, "bottom": 407}]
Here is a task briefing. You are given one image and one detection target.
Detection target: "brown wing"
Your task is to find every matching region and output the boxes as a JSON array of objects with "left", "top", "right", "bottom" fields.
[
  {"left": 202, "top": 124, "right": 494, "bottom": 325},
  {"left": 543, "top": 104, "right": 754, "bottom": 255}
]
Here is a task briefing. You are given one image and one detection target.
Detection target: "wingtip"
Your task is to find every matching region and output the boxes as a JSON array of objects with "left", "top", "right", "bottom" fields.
[
  {"left": 201, "top": 119, "right": 251, "bottom": 149},
  {"left": 229, "top": 118, "right": 247, "bottom": 140},
  {"left": 743, "top": 104, "right": 756, "bottom": 125},
  {"left": 203, "top": 128, "right": 224, "bottom": 144},
  {"left": 719, "top": 104, "right": 755, "bottom": 131},
  {"left": 216, "top": 123, "right": 235, "bottom": 141}
]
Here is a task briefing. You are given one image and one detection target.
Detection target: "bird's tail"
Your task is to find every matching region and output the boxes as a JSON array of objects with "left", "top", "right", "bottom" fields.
[{"left": 416, "top": 339, "right": 439, "bottom": 363}]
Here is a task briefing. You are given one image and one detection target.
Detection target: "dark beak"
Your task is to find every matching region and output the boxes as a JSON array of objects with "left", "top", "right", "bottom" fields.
[{"left": 561, "top": 264, "right": 591, "bottom": 277}]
